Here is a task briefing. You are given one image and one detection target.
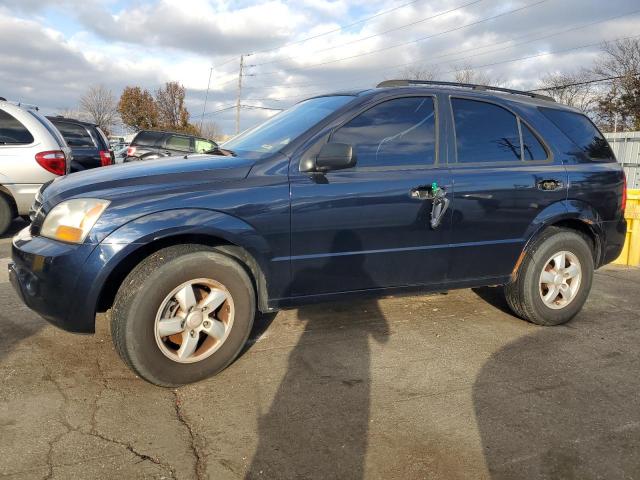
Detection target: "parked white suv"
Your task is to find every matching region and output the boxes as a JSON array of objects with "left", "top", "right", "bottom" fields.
[{"left": 0, "top": 99, "right": 71, "bottom": 234}]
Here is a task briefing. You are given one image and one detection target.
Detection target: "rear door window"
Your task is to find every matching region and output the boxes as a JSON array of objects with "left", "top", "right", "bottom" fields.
[
  {"left": 53, "top": 122, "right": 95, "bottom": 147},
  {"left": 539, "top": 107, "right": 613, "bottom": 161},
  {"left": 165, "top": 135, "right": 192, "bottom": 152},
  {"left": 331, "top": 96, "right": 437, "bottom": 168},
  {"left": 452, "top": 98, "right": 521, "bottom": 163},
  {"left": 0, "top": 109, "right": 34, "bottom": 144},
  {"left": 132, "top": 131, "right": 164, "bottom": 147},
  {"left": 521, "top": 123, "right": 547, "bottom": 161}
]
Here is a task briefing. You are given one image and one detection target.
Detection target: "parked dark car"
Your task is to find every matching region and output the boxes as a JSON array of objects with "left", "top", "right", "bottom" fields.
[
  {"left": 11, "top": 80, "right": 627, "bottom": 386},
  {"left": 124, "top": 130, "right": 218, "bottom": 162},
  {"left": 47, "top": 116, "right": 113, "bottom": 172}
]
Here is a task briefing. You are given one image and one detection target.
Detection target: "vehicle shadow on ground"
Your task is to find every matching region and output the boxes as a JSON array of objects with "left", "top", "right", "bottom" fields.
[
  {"left": 472, "top": 304, "right": 640, "bottom": 478},
  {"left": 245, "top": 231, "right": 390, "bottom": 479},
  {"left": 0, "top": 296, "right": 44, "bottom": 365},
  {"left": 471, "top": 286, "right": 514, "bottom": 316}
]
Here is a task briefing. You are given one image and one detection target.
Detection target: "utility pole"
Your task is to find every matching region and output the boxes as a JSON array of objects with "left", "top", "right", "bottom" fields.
[
  {"left": 200, "top": 66, "right": 213, "bottom": 130},
  {"left": 236, "top": 55, "right": 244, "bottom": 135}
]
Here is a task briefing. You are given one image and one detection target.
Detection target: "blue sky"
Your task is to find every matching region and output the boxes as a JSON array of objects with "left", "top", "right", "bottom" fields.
[{"left": 1, "top": 0, "right": 639, "bottom": 134}]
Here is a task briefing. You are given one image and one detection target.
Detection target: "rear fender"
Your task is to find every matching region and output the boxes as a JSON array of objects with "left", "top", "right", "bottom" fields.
[{"left": 512, "top": 200, "right": 603, "bottom": 279}]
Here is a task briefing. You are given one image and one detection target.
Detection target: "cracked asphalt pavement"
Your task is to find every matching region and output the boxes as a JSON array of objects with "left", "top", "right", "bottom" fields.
[{"left": 1, "top": 221, "right": 639, "bottom": 479}]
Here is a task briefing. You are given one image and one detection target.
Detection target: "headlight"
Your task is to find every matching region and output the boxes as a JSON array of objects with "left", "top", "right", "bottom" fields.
[{"left": 41, "top": 199, "right": 110, "bottom": 243}]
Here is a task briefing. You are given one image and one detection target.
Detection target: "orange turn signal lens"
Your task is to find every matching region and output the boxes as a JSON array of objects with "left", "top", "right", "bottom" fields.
[{"left": 55, "top": 225, "right": 84, "bottom": 243}]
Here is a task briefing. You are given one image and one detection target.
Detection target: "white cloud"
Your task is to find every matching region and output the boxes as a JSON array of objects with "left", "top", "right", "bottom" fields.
[{"left": 1, "top": 0, "right": 639, "bottom": 133}]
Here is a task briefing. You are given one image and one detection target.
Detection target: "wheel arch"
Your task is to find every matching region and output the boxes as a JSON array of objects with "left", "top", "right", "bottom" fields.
[
  {"left": 96, "top": 233, "right": 270, "bottom": 315},
  {"left": 0, "top": 185, "right": 18, "bottom": 217},
  {"left": 91, "top": 208, "right": 275, "bottom": 322},
  {"left": 512, "top": 201, "right": 604, "bottom": 280}
]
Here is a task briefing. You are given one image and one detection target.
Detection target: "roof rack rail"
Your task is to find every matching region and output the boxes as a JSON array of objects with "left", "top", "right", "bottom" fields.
[{"left": 376, "top": 79, "right": 555, "bottom": 102}]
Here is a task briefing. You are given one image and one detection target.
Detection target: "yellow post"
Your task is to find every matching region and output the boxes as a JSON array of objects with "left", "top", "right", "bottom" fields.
[{"left": 613, "top": 189, "right": 640, "bottom": 266}]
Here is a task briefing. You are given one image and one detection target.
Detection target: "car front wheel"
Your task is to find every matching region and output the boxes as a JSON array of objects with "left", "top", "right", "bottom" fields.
[
  {"left": 111, "top": 245, "right": 255, "bottom": 386},
  {"left": 504, "top": 227, "right": 594, "bottom": 326}
]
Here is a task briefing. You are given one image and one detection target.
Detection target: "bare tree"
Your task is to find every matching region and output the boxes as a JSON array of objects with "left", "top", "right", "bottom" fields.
[
  {"left": 536, "top": 71, "right": 597, "bottom": 113},
  {"left": 452, "top": 63, "right": 506, "bottom": 87},
  {"left": 397, "top": 64, "right": 441, "bottom": 81},
  {"left": 79, "top": 85, "right": 118, "bottom": 135},
  {"left": 198, "top": 121, "right": 222, "bottom": 141},
  {"left": 56, "top": 107, "right": 89, "bottom": 121},
  {"left": 591, "top": 39, "right": 640, "bottom": 131}
]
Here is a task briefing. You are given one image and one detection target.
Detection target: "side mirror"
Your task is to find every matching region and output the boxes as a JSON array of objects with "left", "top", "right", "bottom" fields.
[{"left": 311, "top": 143, "right": 356, "bottom": 172}]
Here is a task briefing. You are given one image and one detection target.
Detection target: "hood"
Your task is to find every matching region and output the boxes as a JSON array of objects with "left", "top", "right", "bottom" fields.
[{"left": 42, "top": 154, "right": 256, "bottom": 205}]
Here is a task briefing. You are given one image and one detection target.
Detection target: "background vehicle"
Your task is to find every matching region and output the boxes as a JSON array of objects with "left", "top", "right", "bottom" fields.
[
  {"left": 112, "top": 144, "right": 129, "bottom": 163},
  {"left": 47, "top": 116, "right": 113, "bottom": 172},
  {"left": 10, "top": 81, "right": 626, "bottom": 386},
  {"left": 0, "top": 99, "right": 70, "bottom": 235},
  {"left": 124, "top": 130, "right": 218, "bottom": 162}
]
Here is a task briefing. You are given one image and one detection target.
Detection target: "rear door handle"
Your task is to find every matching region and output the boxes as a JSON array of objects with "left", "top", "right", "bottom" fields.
[{"left": 537, "top": 179, "right": 563, "bottom": 191}]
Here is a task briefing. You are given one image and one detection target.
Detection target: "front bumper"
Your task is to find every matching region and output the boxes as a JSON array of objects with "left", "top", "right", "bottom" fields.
[{"left": 9, "top": 227, "right": 97, "bottom": 333}]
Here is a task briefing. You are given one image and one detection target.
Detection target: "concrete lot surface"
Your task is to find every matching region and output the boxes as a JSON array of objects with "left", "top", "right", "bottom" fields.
[{"left": 0, "top": 224, "right": 639, "bottom": 479}]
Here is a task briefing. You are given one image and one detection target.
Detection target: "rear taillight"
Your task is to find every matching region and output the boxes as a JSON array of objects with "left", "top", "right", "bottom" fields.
[
  {"left": 622, "top": 173, "right": 627, "bottom": 212},
  {"left": 127, "top": 146, "right": 136, "bottom": 157},
  {"left": 35, "top": 150, "right": 66, "bottom": 176},
  {"left": 99, "top": 150, "right": 112, "bottom": 167}
]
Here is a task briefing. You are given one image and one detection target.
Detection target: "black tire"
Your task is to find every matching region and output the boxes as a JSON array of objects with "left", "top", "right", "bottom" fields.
[
  {"left": 0, "top": 195, "right": 14, "bottom": 236},
  {"left": 504, "top": 227, "right": 594, "bottom": 326},
  {"left": 111, "top": 245, "right": 255, "bottom": 386}
]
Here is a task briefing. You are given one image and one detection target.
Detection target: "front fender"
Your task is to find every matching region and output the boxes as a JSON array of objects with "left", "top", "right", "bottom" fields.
[{"left": 69, "top": 209, "right": 273, "bottom": 331}]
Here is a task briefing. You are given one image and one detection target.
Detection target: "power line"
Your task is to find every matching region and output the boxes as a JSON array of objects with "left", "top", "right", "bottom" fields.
[
  {"left": 247, "top": 8, "right": 638, "bottom": 92},
  {"left": 528, "top": 73, "right": 640, "bottom": 92},
  {"left": 260, "top": 32, "right": 640, "bottom": 103},
  {"left": 250, "top": 0, "right": 427, "bottom": 55},
  {"left": 255, "top": 0, "right": 549, "bottom": 76},
  {"left": 253, "top": 0, "right": 484, "bottom": 67}
]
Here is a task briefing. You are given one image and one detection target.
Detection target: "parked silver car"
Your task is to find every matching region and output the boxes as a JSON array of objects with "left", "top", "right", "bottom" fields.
[{"left": 0, "top": 98, "right": 71, "bottom": 234}]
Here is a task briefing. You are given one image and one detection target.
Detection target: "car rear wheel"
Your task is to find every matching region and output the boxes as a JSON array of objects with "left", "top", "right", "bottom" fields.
[
  {"left": 504, "top": 227, "right": 594, "bottom": 326},
  {"left": 0, "top": 195, "right": 14, "bottom": 236},
  {"left": 111, "top": 245, "right": 255, "bottom": 386}
]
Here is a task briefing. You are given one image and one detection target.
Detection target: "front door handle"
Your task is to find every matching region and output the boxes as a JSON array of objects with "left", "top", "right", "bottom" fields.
[
  {"left": 410, "top": 183, "right": 445, "bottom": 200},
  {"left": 410, "top": 183, "right": 450, "bottom": 229},
  {"left": 537, "top": 179, "right": 564, "bottom": 191}
]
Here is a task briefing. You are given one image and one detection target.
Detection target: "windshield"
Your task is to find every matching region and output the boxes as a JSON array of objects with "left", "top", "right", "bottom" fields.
[{"left": 223, "top": 95, "right": 354, "bottom": 155}]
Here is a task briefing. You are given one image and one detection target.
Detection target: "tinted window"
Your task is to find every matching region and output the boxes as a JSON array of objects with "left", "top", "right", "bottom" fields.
[
  {"left": 0, "top": 109, "right": 34, "bottom": 144},
  {"left": 332, "top": 97, "right": 437, "bottom": 168},
  {"left": 453, "top": 98, "right": 522, "bottom": 163},
  {"left": 521, "top": 123, "right": 547, "bottom": 161},
  {"left": 540, "top": 108, "right": 613, "bottom": 161},
  {"left": 52, "top": 121, "right": 94, "bottom": 147},
  {"left": 166, "top": 135, "right": 191, "bottom": 151},
  {"left": 133, "top": 131, "right": 164, "bottom": 146},
  {"left": 195, "top": 139, "right": 216, "bottom": 153}
]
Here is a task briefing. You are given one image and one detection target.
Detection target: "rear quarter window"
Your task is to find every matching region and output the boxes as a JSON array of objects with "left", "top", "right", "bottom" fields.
[
  {"left": 540, "top": 107, "right": 614, "bottom": 161},
  {"left": 0, "top": 109, "right": 34, "bottom": 144}
]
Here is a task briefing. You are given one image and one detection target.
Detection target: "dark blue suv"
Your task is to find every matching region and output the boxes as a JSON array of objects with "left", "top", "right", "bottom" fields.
[{"left": 9, "top": 80, "right": 627, "bottom": 386}]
